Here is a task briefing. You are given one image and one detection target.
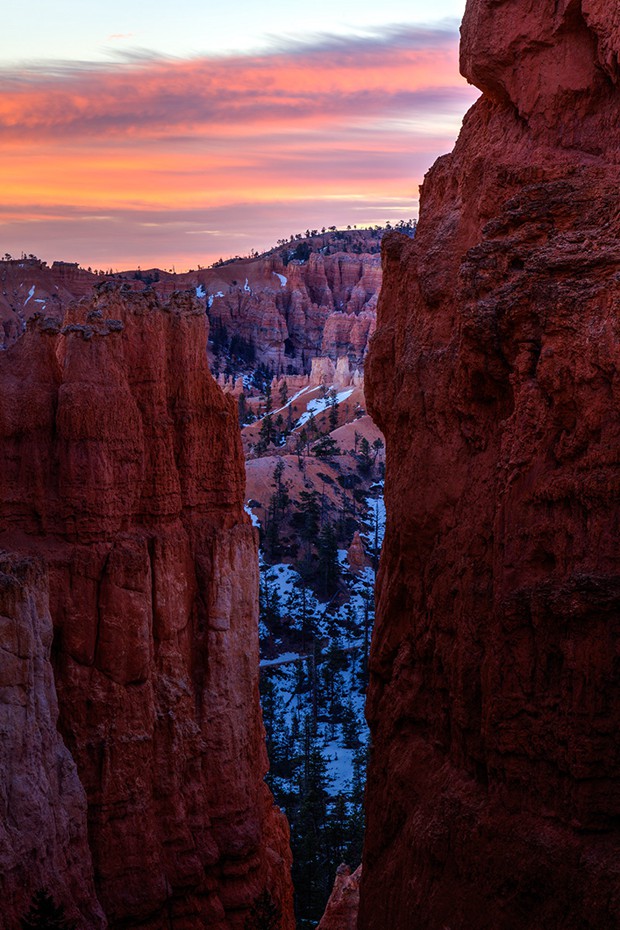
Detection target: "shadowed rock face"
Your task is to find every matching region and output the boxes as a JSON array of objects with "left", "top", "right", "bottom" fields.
[
  {"left": 0, "top": 554, "right": 105, "bottom": 930},
  {"left": 361, "top": 1, "right": 620, "bottom": 928},
  {"left": 0, "top": 287, "right": 294, "bottom": 930}
]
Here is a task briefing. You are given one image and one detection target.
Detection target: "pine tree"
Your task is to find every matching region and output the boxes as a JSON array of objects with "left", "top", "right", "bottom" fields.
[
  {"left": 357, "top": 437, "right": 372, "bottom": 475},
  {"left": 294, "top": 490, "right": 321, "bottom": 548},
  {"left": 21, "top": 890, "right": 76, "bottom": 930},
  {"left": 289, "top": 716, "right": 331, "bottom": 925},
  {"left": 314, "top": 436, "right": 339, "bottom": 458},
  {"left": 271, "top": 459, "right": 290, "bottom": 517},
  {"left": 264, "top": 382, "right": 273, "bottom": 414},
  {"left": 279, "top": 379, "right": 289, "bottom": 407},
  {"left": 328, "top": 389, "right": 339, "bottom": 432},
  {"left": 317, "top": 522, "right": 341, "bottom": 597},
  {"left": 258, "top": 414, "right": 276, "bottom": 451},
  {"left": 244, "top": 890, "right": 280, "bottom": 930}
]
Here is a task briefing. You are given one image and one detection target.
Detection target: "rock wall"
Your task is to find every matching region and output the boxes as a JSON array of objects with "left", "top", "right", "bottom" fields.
[
  {"left": 0, "top": 246, "right": 381, "bottom": 373},
  {"left": 362, "top": 2, "right": 620, "bottom": 928},
  {"left": 0, "top": 554, "right": 105, "bottom": 929},
  {"left": 170, "top": 252, "right": 379, "bottom": 374},
  {"left": 0, "top": 287, "right": 294, "bottom": 929}
]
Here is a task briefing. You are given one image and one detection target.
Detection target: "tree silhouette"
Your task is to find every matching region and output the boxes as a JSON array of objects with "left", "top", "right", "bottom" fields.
[
  {"left": 21, "top": 890, "right": 76, "bottom": 930},
  {"left": 244, "top": 890, "right": 280, "bottom": 930}
]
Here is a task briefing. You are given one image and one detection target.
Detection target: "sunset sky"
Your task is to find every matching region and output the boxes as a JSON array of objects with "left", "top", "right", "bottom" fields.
[{"left": 0, "top": 1, "right": 475, "bottom": 271}]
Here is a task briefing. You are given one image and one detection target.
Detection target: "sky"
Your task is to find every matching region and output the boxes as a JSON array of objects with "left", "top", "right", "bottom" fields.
[{"left": 0, "top": 1, "right": 476, "bottom": 271}]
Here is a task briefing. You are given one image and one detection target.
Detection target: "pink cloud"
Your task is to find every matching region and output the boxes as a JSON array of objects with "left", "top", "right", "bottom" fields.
[{"left": 0, "top": 26, "right": 478, "bottom": 269}]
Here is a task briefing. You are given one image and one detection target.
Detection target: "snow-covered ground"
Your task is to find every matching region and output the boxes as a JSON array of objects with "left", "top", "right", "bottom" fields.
[
  {"left": 258, "top": 475, "right": 384, "bottom": 801},
  {"left": 295, "top": 388, "right": 355, "bottom": 428}
]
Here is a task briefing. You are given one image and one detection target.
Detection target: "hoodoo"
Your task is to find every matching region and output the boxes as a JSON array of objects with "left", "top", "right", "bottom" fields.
[
  {"left": 362, "top": 1, "right": 620, "bottom": 928},
  {"left": 0, "top": 288, "right": 293, "bottom": 929}
]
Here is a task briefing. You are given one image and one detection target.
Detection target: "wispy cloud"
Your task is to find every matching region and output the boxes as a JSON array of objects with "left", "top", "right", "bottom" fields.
[{"left": 0, "top": 24, "right": 477, "bottom": 268}]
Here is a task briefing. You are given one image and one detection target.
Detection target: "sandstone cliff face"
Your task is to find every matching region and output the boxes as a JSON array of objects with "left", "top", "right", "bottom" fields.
[
  {"left": 188, "top": 251, "right": 380, "bottom": 373},
  {"left": 0, "top": 554, "right": 105, "bottom": 929},
  {"left": 0, "top": 247, "right": 381, "bottom": 374},
  {"left": 362, "top": 2, "right": 620, "bottom": 928},
  {"left": 315, "top": 865, "right": 360, "bottom": 930},
  {"left": 0, "top": 288, "right": 293, "bottom": 929}
]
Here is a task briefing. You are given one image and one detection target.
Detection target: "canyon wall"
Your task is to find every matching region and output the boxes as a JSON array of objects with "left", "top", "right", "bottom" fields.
[
  {"left": 0, "top": 243, "right": 381, "bottom": 373},
  {"left": 0, "top": 554, "right": 105, "bottom": 929},
  {"left": 362, "top": 1, "right": 620, "bottom": 928},
  {"left": 0, "top": 287, "right": 293, "bottom": 929}
]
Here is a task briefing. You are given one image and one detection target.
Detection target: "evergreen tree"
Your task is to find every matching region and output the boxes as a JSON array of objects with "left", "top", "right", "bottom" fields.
[
  {"left": 258, "top": 414, "right": 276, "bottom": 451},
  {"left": 328, "top": 389, "right": 339, "bottom": 432},
  {"left": 260, "top": 576, "right": 281, "bottom": 626},
  {"left": 289, "top": 716, "right": 332, "bottom": 925},
  {"left": 279, "top": 379, "right": 289, "bottom": 407},
  {"left": 314, "top": 436, "right": 339, "bottom": 458},
  {"left": 244, "top": 890, "right": 280, "bottom": 930},
  {"left": 264, "top": 496, "right": 280, "bottom": 557},
  {"left": 264, "top": 381, "right": 273, "bottom": 414},
  {"left": 271, "top": 459, "right": 290, "bottom": 517},
  {"left": 294, "top": 490, "right": 321, "bottom": 548},
  {"left": 238, "top": 392, "right": 252, "bottom": 425},
  {"left": 357, "top": 437, "right": 372, "bottom": 475},
  {"left": 295, "top": 430, "right": 307, "bottom": 467},
  {"left": 21, "top": 890, "right": 76, "bottom": 930},
  {"left": 306, "top": 413, "right": 320, "bottom": 447},
  {"left": 317, "top": 523, "right": 340, "bottom": 597},
  {"left": 372, "top": 436, "right": 384, "bottom": 464}
]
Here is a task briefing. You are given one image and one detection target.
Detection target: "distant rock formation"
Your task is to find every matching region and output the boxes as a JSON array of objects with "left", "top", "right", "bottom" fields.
[
  {"left": 0, "top": 287, "right": 294, "bottom": 929},
  {"left": 0, "top": 234, "right": 383, "bottom": 373},
  {"left": 316, "top": 865, "right": 361, "bottom": 930},
  {"left": 204, "top": 252, "right": 379, "bottom": 373},
  {"left": 346, "top": 532, "right": 371, "bottom": 575},
  {"left": 362, "top": 1, "right": 620, "bottom": 928}
]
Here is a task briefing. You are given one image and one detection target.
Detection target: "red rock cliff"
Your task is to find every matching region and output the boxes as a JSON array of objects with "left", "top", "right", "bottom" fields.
[
  {"left": 362, "top": 2, "right": 620, "bottom": 928},
  {"left": 0, "top": 287, "right": 294, "bottom": 929},
  {"left": 0, "top": 242, "right": 381, "bottom": 374}
]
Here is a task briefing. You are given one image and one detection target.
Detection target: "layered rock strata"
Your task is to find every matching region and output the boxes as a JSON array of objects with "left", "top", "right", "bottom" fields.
[
  {"left": 0, "top": 248, "right": 381, "bottom": 372},
  {"left": 362, "top": 1, "right": 620, "bottom": 928},
  {"left": 0, "top": 287, "right": 293, "bottom": 929}
]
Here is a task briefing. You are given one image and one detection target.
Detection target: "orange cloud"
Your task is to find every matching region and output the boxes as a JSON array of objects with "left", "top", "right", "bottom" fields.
[{"left": 0, "top": 26, "right": 478, "bottom": 269}]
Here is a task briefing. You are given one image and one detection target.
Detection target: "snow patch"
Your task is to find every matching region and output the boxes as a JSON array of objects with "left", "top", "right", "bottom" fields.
[
  {"left": 295, "top": 387, "right": 355, "bottom": 428},
  {"left": 207, "top": 290, "right": 224, "bottom": 308},
  {"left": 260, "top": 652, "right": 304, "bottom": 668},
  {"left": 273, "top": 272, "right": 287, "bottom": 287},
  {"left": 243, "top": 278, "right": 251, "bottom": 293},
  {"left": 244, "top": 504, "right": 261, "bottom": 527},
  {"left": 324, "top": 741, "right": 356, "bottom": 792},
  {"left": 24, "top": 285, "right": 35, "bottom": 306},
  {"left": 195, "top": 284, "right": 206, "bottom": 298}
]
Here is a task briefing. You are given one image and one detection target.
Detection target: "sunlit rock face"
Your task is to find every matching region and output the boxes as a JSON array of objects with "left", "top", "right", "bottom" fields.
[
  {"left": 361, "top": 1, "right": 620, "bottom": 928},
  {"left": 0, "top": 287, "right": 294, "bottom": 930},
  {"left": 316, "top": 865, "right": 361, "bottom": 930},
  {"left": 0, "top": 248, "right": 381, "bottom": 373}
]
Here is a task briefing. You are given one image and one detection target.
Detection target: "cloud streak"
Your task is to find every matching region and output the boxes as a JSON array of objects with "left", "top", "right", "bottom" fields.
[{"left": 0, "top": 24, "right": 478, "bottom": 268}]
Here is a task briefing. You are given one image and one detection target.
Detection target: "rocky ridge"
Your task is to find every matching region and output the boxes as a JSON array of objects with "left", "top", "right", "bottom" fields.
[
  {"left": 0, "top": 287, "right": 294, "bottom": 929},
  {"left": 0, "top": 230, "right": 392, "bottom": 374},
  {"left": 362, "top": 1, "right": 620, "bottom": 928}
]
